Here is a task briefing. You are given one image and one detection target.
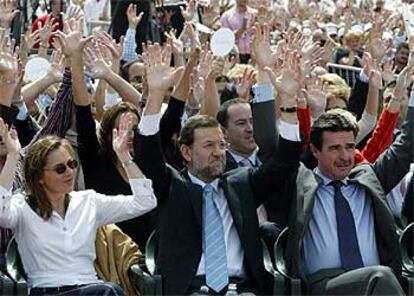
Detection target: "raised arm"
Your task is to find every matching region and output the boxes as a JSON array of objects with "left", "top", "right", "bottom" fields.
[
  {"left": 373, "top": 64, "right": 414, "bottom": 194},
  {"left": 134, "top": 44, "right": 182, "bottom": 200},
  {"left": 0, "top": 118, "right": 22, "bottom": 229},
  {"left": 95, "top": 112, "right": 156, "bottom": 225},
  {"left": 55, "top": 19, "right": 93, "bottom": 107},
  {"left": 85, "top": 36, "right": 142, "bottom": 108},
  {"left": 22, "top": 50, "right": 65, "bottom": 109}
]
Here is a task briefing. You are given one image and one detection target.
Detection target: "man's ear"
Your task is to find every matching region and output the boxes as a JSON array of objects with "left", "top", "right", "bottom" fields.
[
  {"left": 310, "top": 143, "right": 320, "bottom": 159},
  {"left": 180, "top": 144, "right": 192, "bottom": 163}
]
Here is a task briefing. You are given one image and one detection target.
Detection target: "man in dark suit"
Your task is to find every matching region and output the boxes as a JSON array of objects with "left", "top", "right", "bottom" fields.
[
  {"left": 216, "top": 99, "right": 270, "bottom": 224},
  {"left": 255, "top": 68, "right": 411, "bottom": 294},
  {"left": 216, "top": 99, "right": 260, "bottom": 171},
  {"left": 134, "top": 44, "right": 301, "bottom": 295},
  {"left": 249, "top": 20, "right": 411, "bottom": 293}
]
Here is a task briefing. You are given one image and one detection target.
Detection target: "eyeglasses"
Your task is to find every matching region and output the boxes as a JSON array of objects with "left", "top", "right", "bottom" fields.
[{"left": 44, "top": 159, "right": 78, "bottom": 175}]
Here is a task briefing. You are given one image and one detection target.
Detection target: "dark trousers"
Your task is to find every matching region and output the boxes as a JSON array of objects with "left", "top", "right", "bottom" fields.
[
  {"left": 309, "top": 266, "right": 404, "bottom": 295},
  {"left": 29, "top": 282, "right": 124, "bottom": 296}
]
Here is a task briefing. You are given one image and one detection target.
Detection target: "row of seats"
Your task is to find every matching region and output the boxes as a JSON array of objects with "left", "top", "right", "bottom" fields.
[{"left": 1, "top": 223, "right": 414, "bottom": 295}]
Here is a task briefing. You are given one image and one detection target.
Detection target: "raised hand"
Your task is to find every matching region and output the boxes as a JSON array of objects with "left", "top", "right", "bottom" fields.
[
  {"left": 65, "top": 5, "right": 83, "bottom": 21},
  {"left": 112, "top": 112, "right": 134, "bottom": 163},
  {"left": 21, "top": 28, "right": 39, "bottom": 54},
  {"left": 98, "top": 31, "right": 124, "bottom": 61},
  {"left": 187, "top": 72, "right": 204, "bottom": 112},
  {"left": 38, "top": 17, "right": 58, "bottom": 47},
  {"left": 142, "top": 43, "right": 184, "bottom": 94},
  {"left": 265, "top": 50, "right": 302, "bottom": 98},
  {"left": 367, "top": 18, "right": 386, "bottom": 61},
  {"left": 319, "top": 38, "right": 337, "bottom": 65},
  {"left": 0, "top": 30, "right": 18, "bottom": 77},
  {"left": 381, "top": 60, "right": 395, "bottom": 84},
  {"left": 183, "top": 21, "right": 201, "bottom": 49},
  {"left": 127, "top": 3, "right": 144, "bottom": 29},
  {"left": 235, "top": 68, "right": 255, "bottom": 101},
  {"left": 303, "top": 75, "right": 327, "bottom": 116},
  {"left": 251, "top": 23, "right": 277, "bottom": 68},
  {"left": 54, "top": 18, "right": 93, "bottom": 57},
  {"left": 0, "top": 118, "right": 20, "bottom": 157},
  {"left": 180, "top": 0, "right": 196, "bottom": 21},
  {"left": 200, "top": 3, "right": 220, "bottom": 27},
  {"left": 162, "top": 9, "right": 176, "bottom": 25},
  {"left": 394, "top": 63, "right": 414, "bottom": 100},
  {"left": 165, "top": 29, "right": 184, "bottom": 57},
  {"left": 0, "top": 0, "right": 18, "bottom": 29},
  {"left": 84, "top": 42, "right": 112, "bottom": 79},
  {"left": 197, "top": 45, "right": 213, "bottom": 79},
  {"left": 47, "top": 50, "right": 65, "bottom": 82}
]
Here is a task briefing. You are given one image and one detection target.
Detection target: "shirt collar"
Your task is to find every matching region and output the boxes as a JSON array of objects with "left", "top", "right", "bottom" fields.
[
  {"left": 228, "top": 149, "right": 258, "bottom": 166},
  {"left": 187, "top": 171, "right": 220, "bottom": 192},
  {"left": 314, "top": 167, "right": 348, "bottom": 186}
]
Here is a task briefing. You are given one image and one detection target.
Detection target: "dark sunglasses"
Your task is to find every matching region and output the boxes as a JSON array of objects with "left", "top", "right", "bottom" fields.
[{"left": 44, "top": 159, "right": 78, "bottom": 175}]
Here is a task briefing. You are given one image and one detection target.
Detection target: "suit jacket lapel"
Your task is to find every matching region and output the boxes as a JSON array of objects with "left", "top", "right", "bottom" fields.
[
  {"left": 219, "top": 177, "right": 244, "bottom": 234},
  {"left": 298, "top": 166, "right": 321, "bottom": 231},
  {"left": 180, "top": 170, "right": 203, "bottom": 226}
]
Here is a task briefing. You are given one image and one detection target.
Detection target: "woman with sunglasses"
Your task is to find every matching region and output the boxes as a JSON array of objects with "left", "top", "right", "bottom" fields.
[{"left": 0, "top": 114, "right": 157, "bottom": 296}]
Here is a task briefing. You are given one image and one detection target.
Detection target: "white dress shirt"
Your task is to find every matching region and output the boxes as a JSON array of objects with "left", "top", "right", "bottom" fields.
[
  {"left": 0, "top": 178, "right": 156, "bottom": 288},
  {"left": 187, "top": 173, "right": 245, "bottom": 278}
]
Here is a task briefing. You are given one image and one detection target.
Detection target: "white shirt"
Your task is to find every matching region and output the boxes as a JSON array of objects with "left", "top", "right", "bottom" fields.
[
  {"left": 187, "top": 172, "right": 245, "bottom": 278},
  {"left": 0, "top": 178, "right": 156, "bottom": 288},
  {"left": 83, "top": 0, "right": 109, "bottom": 22}
]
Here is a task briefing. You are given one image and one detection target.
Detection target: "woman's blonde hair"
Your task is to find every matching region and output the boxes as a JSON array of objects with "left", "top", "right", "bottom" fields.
[
  {"left": 321, "top": 73, "right": 351, "bottom": 106},
  {"left": 24, "top": 136, "right": 75, "bottom": 220}
]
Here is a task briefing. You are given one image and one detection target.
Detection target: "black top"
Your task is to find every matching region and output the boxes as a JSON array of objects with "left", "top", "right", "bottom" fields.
[{"left": 75, "top": 98, "right": 184, "bottom": 248}]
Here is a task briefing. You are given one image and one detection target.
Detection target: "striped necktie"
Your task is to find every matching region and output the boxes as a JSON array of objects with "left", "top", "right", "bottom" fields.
[{"left": 203, "top": 184, "right": 229, "bottom": 292}]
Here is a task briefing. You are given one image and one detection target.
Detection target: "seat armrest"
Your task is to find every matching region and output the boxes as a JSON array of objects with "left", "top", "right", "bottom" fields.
[{"left": 129, "top": 264, "right": 162, "bottom": 296}]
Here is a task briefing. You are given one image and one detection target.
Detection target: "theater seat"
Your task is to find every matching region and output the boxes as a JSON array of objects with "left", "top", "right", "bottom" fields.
[
  {"left": 3, "top": 237, "right": 27, "bottom": 295},
  {"left": 274, "top": 228, "right": 303, "bottom": 295},
  {"left": 399, "top": 222, "right": 414, "bottom": 296},
  {"left": 129, "top": 230, "right": 162, "bottom": 295}
]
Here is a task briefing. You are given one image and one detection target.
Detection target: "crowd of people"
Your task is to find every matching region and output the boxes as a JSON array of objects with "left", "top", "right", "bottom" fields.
[{"left": 0, "top": 0, "right": 413, "bottom": 295}]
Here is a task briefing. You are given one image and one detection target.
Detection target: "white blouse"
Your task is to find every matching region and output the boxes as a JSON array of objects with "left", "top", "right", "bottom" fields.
[{"left": 0, "top": 178, "right": 156, "bottom": 288}]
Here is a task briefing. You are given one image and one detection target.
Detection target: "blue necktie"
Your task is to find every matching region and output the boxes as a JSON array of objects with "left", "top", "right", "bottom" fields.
[
  {"left": 203, "top": 184, "right": 229, "bottom": 292},
  {"left": 330, "top": 181, "right": 364, "bottom": 270}
]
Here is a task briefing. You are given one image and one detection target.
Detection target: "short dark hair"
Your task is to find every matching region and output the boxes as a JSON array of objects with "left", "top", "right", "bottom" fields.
[
  {"left": 310, "top": 110, "right": 359, "bottom": 150},
  {"left": 178, "top": 115, "right": 220, "bottom": 147},
  {"left": 216, "top": 98, "right": 246, "bottom": 127},
  {"left": 397, "top": 42, "right": 409, "bottom": 53}
]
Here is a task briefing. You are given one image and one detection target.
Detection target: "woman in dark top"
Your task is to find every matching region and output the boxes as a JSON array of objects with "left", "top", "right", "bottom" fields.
[{"left": 76, "top": 99, "right": 183, "bottom": 247}]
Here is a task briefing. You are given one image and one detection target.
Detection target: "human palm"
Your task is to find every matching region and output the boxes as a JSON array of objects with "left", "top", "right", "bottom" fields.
[
  {"left": 0, "top": 51, "right": 17, "bottom": 73},
  {"left": 60, "top": 31, "right": 84, "bottom": 57},
  {"left": 275, "top": 68, "right": 301, "bottom": 97},
  {"left": 0, "top": 0, "right": 18, "bottom": 29}
]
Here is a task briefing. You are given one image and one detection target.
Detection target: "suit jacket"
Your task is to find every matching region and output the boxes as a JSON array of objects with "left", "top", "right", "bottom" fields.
[
  {"left": 252, "top": 100, "right": 414, "bottom": 283},
  {"left": 225, "top": 151, "right": 239, "bottom": 172},
  {"left": 285, "top": 107, "right": 414, "bottom": 283},
  {"left": 251, "top": 100, "right": 293, "bottom": 228},
  {"left": 134, "top": 128, "right": 301, "bottom": 295}
]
